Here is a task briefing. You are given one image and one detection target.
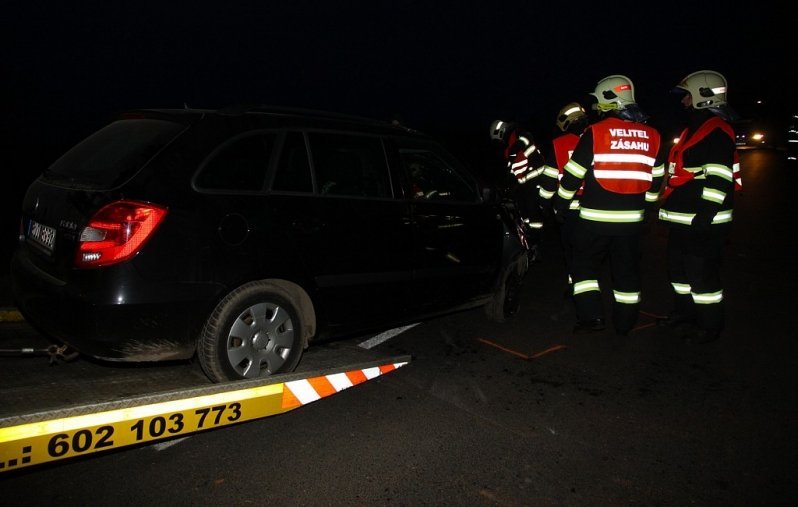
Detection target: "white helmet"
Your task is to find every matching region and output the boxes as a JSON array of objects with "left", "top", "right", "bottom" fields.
[
  {"left": 590, "top": 75, "right": 636, "bottom": 112},
  {"left": 489, "top": 119, "right": 510, "bottom": 142},
  {"left": 675, "top": 70, "right": 728, "bottom": 109},
  {"left": 556, "top": 102, "right": 588, "bottom": 132}
]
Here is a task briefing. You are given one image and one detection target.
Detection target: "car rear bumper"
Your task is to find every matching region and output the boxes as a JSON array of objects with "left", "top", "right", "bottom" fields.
[{"left": 10, "top": 249, "right": 220, "bottom": 362}]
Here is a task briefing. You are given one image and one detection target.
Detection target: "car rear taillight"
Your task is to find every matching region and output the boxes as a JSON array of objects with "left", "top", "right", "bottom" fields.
[{"left": 75, "top": 200, "right": 168, "bottom": 269}]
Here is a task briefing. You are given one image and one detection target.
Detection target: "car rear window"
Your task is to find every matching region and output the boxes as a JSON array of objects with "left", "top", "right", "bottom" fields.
[
  {"left": 194, "top": 131, "right": 277, "bottom": 193},
  {"left": 43, "top": 119, "right": 185, "bottom": 189}
]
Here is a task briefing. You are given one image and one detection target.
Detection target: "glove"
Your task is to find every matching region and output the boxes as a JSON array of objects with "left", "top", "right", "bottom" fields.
[
  {"left": 540, "top": 200, "right": 553, "bottom": 221},
  {"left": 553, "top": 196, "right": 569, "bottom": 225},
  {"left": 646, "top": 202, "right": 661, "bottom": 222},
  {"left": 691, "top": 211, "right": 713, "bottom": 233},
  {"left": 641, "top": 203, "right": 657, "bottom": 235}
]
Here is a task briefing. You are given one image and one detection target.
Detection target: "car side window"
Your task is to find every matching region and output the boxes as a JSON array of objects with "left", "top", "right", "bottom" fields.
[
  {"left": 307, "top": 133, "right": 391, "bottom": 198},
  {"left": 399, "top": 147, "right": 477, "bottom": 202},
  {"left": 272, "top": 132, "right": 313, "bottom": 193},
  {"left": 195, "top": 132, "right": 275, "bottom": 192}
]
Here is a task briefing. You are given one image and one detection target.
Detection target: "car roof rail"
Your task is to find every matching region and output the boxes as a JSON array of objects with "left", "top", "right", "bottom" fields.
[
  {"left": 214, "top": 104, "right": 421, "bottom": 134},
  {"left": 216, "top": 103, "right": 384, "bottom": 123}
]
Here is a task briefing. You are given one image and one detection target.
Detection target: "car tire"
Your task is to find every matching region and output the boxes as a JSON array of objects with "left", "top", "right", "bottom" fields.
[
  {"left": 485, "top": 253, "right": 528, "bottom": 323},
  {"left": 198, "top": 281, "right": 304, "bottom": 383}
]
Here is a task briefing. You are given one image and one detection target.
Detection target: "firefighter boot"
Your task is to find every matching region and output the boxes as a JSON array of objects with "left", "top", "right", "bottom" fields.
[
  {"left": 527, "top": 243, "right": 542, "bottom": 263},
  {"left": 550, "top": 287, "right": 575, "bottom": 322},
  {"left": 682, "top": 326, "right": 722, "bottom": 344},
  {"left": 656, "top": 311, "right": 696, "bottom": 328},
  {"left": 572, "top": 318, "right": 606, "bottom": 334}
]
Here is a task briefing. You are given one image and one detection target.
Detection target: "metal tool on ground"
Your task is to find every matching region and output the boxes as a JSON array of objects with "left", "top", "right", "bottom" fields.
[{"left": 0, "top": 343, "right": 79, "bottom": 364}]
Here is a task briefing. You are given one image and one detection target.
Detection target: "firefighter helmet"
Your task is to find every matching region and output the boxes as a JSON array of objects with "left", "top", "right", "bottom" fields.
[
  {"left": 556, "top": 102, "right": 588, "bottom": 132},
  {"left": 489, "top": 120, "right": 510, "bottom": 142},
  {"left": 590, "top": 75, "right": 636, "bottom": 112},
  {"left": 675, "top": 70, "right": 728, "bottom": 109}
]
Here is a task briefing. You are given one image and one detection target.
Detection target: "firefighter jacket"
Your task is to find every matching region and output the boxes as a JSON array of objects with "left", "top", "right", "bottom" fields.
[
  {"left": 540, "top": 132, "right": 582, "bottom": 212},
  {"left": 662, "top": 117, "right": 741, "bottom": 198},
  {"left": 658, "top": 114, "right": 737, "bottom": 230},
  {"left": 556, "top": 116, "right": 665, "bottom": 234},
  {"left": 504, "top": 129, "right": 546, "bottom": 185}
]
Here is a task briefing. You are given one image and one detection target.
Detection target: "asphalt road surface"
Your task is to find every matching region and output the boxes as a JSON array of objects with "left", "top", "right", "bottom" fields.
[{"left": 1, "top": 149, "right": 795, "bottom": 505}]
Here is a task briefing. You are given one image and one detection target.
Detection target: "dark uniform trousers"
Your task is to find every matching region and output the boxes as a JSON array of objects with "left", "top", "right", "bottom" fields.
[
  {"left": 559, "top": 209, "right": 580, "bottom": 295},
  {"left": 666, "top": 227, "right": 727, "bottom": 332},
  {"left": 570, "top": 219, "right": 641, "bottom": 332}
]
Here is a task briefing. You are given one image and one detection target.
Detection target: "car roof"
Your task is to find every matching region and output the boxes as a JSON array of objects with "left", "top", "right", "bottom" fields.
[{"left": 122, "top": 105, "right": 424, "bottom": 138}]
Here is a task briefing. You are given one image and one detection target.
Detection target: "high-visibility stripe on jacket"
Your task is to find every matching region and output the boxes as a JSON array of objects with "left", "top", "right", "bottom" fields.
[
  {"left": 662, "top": 116, "right": 742, "bottom": 199},
  {"left": 590, "top": 117, "right": 661, "bottom": 194}
]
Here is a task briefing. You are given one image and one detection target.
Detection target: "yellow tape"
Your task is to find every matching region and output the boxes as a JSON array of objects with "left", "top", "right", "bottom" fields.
[{"left": 0, "top": 383, "right": 285, "bottom": 471}]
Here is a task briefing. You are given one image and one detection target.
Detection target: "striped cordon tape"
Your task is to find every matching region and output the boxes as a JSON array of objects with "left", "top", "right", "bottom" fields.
[{"left": 282, "top": 362, "right": 408, "bottom": 409}]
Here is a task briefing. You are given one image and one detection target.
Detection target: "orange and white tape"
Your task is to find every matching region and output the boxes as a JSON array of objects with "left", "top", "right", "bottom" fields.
[{"left": 282, "top": 363, "right": 408, "bottom": 409}]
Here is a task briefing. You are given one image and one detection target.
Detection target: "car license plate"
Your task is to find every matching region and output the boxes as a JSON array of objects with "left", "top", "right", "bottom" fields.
[{"left": 28, "top": 219, "right": 57, "bottom": 253}]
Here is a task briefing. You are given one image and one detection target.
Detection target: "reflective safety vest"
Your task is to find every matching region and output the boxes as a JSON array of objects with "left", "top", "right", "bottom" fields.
[
  {"left": 662, "top": 116, "right": 742, "bottom": 199},
  {"left": 552, "top": 132, "right": 583, "bottom": 196},
  {"left": 590, "top": 118, "right": 661, "bottom": 194},
  {"left": 550, "top": 132, "right": 583, "bottom": 208},
  {"left": 553, "top": 133, "right": 579, "bottom": 171},
  {"left": 503, "top": 131, "right": 521, "bottom": 160}
]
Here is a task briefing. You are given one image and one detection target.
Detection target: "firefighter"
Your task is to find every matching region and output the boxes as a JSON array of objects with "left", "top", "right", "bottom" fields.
[
  {"left": 539, "top": 102, "right": 589, "bottom": 318},
  {"left": 489, "top": 119, "right": 547, "bottom": 261},
  {"left": 553, "top": 75, "right": 666, "bottom": 335},
  {"left": 657, "top": 70, "right": 740, "bottom": 344}
]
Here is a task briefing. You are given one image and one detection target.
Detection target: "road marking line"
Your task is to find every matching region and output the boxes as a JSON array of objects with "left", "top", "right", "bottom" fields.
[
  {"left": 358, "top": 324, "right": 419, "bottom": 349},
  {"left": 478, "top": 338, "right": 530, "bottom": 359},
  {"left": 478, "top": 338, "right": 566, "bottom": 360},
  {"left": 152, "top": 437, "right": 190, "bottom": 451},
  {"left": 632, "top": 322, "right": 657, "bottom": 332},
  {"left": 529, "top": 344, "right": 567, "bottom": 358}
]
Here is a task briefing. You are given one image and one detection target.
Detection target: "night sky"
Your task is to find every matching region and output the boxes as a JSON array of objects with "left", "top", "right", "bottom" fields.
[{"left": 2, "top": 1, "right": 794, "bottom": 256}]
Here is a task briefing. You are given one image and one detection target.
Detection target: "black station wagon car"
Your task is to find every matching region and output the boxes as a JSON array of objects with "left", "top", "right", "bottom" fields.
[{"left": 11, "top": 106, "right": 527, "bottom": 382}]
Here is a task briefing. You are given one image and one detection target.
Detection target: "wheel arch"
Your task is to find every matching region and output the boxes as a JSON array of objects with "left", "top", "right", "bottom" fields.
[{"left": 259, "top": 278, "right": 317, "bottom": 349}]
